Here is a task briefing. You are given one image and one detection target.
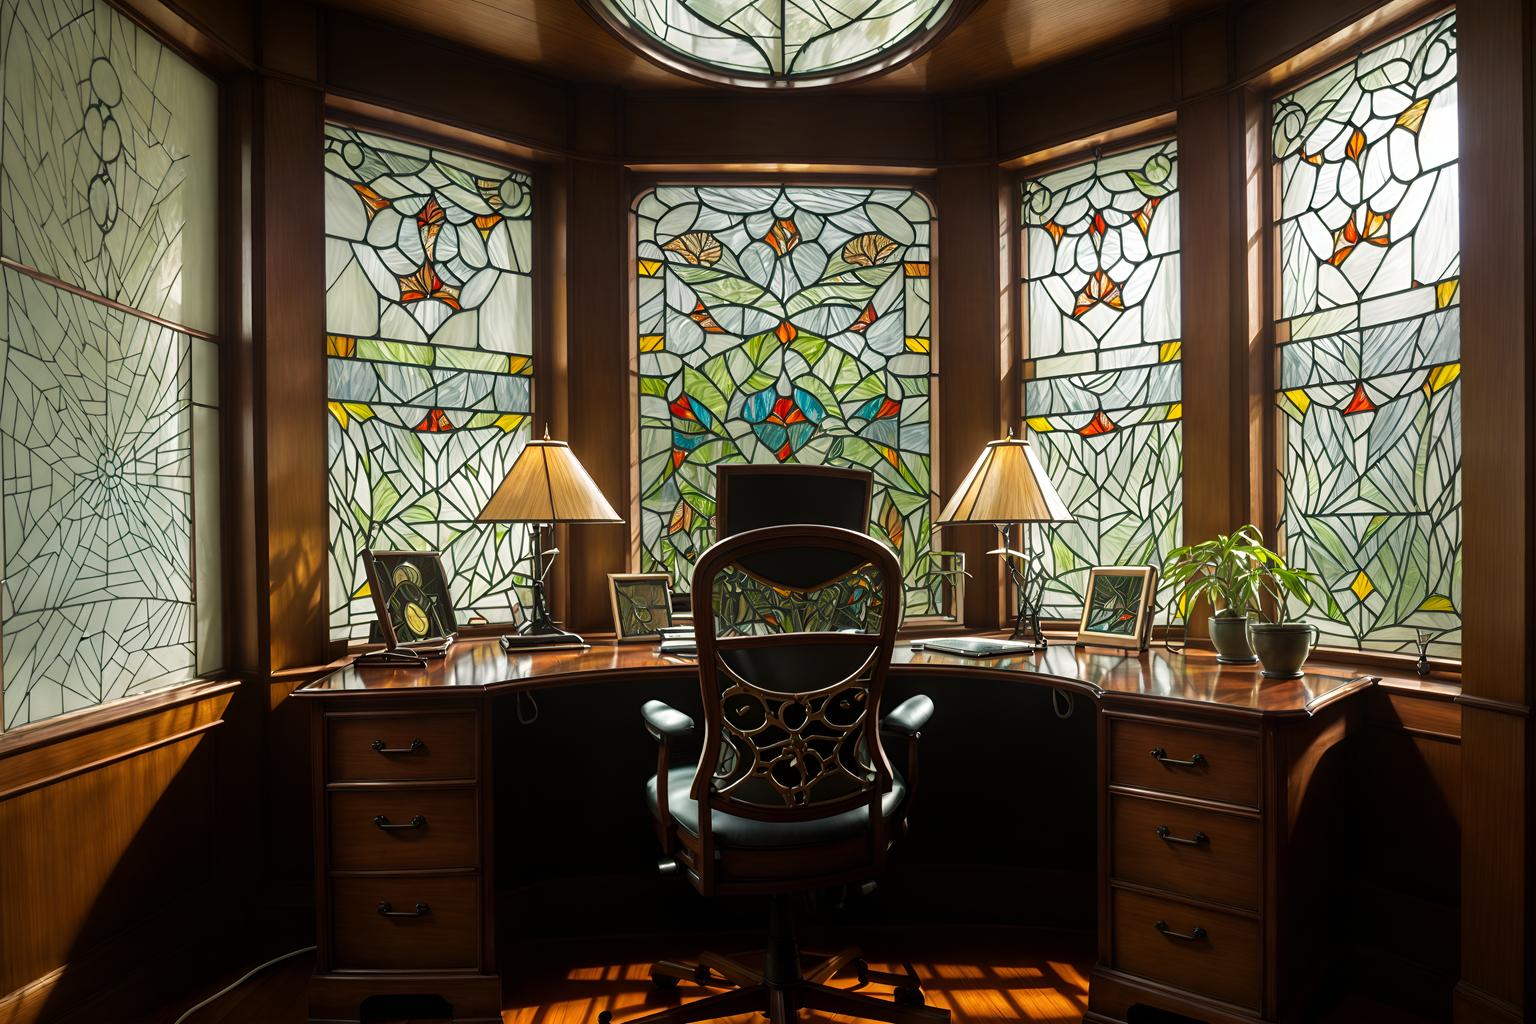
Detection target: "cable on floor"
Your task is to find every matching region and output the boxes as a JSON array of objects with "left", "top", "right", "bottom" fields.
[{"left": 171, "top": 945, "right": 316, "bottom": 1024}]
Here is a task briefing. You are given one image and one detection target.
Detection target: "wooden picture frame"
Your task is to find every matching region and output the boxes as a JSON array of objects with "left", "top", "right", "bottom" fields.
[
  {"left": 1076, "top": 565, "right": 1159, "bottom": 651},
  {"left": 364, "top": 550, "right": 459, "bottom": 651},
  {"left": 608, "top": 573, "right": 674, "bottom": 641}
]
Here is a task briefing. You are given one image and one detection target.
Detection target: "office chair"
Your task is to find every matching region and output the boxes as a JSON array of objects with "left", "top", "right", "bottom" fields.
[
  {"left": 714, "top": 464, "right": 873, "bottom": 537},
  {"left": 615, "top": 524, "right": 946, "bottom": 1024}
]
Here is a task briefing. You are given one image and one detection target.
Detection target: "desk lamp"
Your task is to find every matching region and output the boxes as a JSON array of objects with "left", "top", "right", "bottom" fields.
[
  {"left": 477, "top": 430, "right": 623, "bottom": 647},
  {"left": 938, "top": 431, "right": 1073, "bottom": 646}
]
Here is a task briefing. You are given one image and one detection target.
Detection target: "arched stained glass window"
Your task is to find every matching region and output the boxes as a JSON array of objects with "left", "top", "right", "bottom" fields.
[
  {"left": 324, "top": 125, "right": 535, "bottom": 642},
  {"left": 1020, "top": 140, "right": 1183, "bottom": 621},
  {"left": 590, "top": 0, "right": 957, "bottom": 86},
  {"left": 634, "top": 184, "right": 949, "bottom": 618},
  {"left": 1272, "top": 13, "right": 1460, "bottom": 656}
]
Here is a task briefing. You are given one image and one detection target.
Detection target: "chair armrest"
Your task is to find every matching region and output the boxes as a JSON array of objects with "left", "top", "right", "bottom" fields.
[
  {"left": 882, "top": 694, "right": 934, "bottom": 735},
  {"left": 642, "top": 699, "right": 695, "bottom": 742}
]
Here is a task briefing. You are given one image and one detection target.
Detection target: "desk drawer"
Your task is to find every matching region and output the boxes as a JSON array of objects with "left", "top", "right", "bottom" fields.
[
  {"left": 1109, "top": 717, "right": 1259, "bottom": 808},
  {"left": 1110, "top": 794, "right": 1261, "bottom": 911},
  {"left": 1111, "top": 888, "right": 1261, "bottom": 1011},
  {"left": 327, "top": 711, "right": 478, "bottom": 783},
  {"left": 329, "top": 789, "right": 478, "bottom": 871},
  {"left": 332, "top": 876, "right": 480, "bottom": 970}
]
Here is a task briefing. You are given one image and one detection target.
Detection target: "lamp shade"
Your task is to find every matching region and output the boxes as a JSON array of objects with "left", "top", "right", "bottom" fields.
[
  {"left": 937, "top": 435, "right": 1073, "bottom": 525},
  {"left": 476, "top": 438, "right": 623, "bottom": 524}
]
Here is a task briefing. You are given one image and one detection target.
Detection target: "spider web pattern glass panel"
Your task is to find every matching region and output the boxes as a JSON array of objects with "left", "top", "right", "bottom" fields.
[
  {"left": 1272, "top": 13, "right": 1460, "bottom": 656},
  {"left": 595, "top": 0, "right": 953, "bottom": 80},
  {"left": 634, "top": 185, "right": 942, "bottom": 617},
  {"left": 1020, "top": 140, "right": 1182, "bottom": 621},
  {"left": 0, "top": 0, "right": 219, "bottom": 333},
  {"left": 1, "top": 269, "right": 195, "bottom": 728},
  {"left": 325, "top": 125, "right": 534, "bottom": 642}
]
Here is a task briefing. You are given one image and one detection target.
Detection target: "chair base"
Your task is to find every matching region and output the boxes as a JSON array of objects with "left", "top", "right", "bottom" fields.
[{"left": 602, "top": 904, "right": 949, "bottom": 1024}]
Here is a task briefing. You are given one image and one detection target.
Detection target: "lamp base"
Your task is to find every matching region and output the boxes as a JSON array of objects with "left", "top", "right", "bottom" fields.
[{"left": 500, "top": 626, "right": 586, "bottom": 649}]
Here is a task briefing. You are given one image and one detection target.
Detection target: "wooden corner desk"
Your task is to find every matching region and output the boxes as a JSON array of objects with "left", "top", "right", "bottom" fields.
[{"left": 295, "top": 636, "right": 1393, "bottom": 1024}]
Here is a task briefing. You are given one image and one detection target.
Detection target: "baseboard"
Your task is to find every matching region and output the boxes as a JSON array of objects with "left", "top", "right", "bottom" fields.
[{"left": 1455, "top": 982, "right": 1526, "bottom": 1024}]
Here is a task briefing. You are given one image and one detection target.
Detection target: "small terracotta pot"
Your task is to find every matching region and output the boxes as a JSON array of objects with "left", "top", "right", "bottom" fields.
[
  {"left": 1246, "top": 621, "right": 1321, "bottom": 679},
  {"left": 1208, "top": 615, "right": 1257, "bottom": 664}
]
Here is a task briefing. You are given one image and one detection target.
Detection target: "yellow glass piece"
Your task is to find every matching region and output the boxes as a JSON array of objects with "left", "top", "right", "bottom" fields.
[
  {"left": 1025, "top": 417, "right": 1053, "bottom": 433},
  {"left": 903, "top": 261, "right": 930, "bottom": 277},
  {"left": 1425, "top": 362, "right": 1460, "bottom": 394},
  {"left": 905, "top": 336, "right": 930, "bottom": 353},
  {"left": 1419, "top": 594, "right": 1456, "bottom": 612},
  {"left": 1159, "top": 341, "right": 1182, "bottom": 362},
  {"left": 352, "top": 581, "right": 371, "bottom": 599},
  {"left": 1284, "top": 388, "right": 1311, "bottom": 414},
  {"left": 639, "top": 335, "right": 665, "bottom": 352},
  {"left": 1166, "top": 403, "right": 1182, "bottom": 421},
  {"left": 1435, "top": 277, "right": 1459, "bottom": 308},
  {"left": 638, "top": 259, "right": 663, "bottom": 277},
  {"left": 327, "top": 334, "right": 357, "bottom": 358},
  {"left": 494, "top": 413, "right": 526, "bottom": 432},
  {"left": 1350, "top": 571, "right": 1374, "bottom": 602},
  {"left": 506, "top": 355, "right": 533, "bottom": 375}
]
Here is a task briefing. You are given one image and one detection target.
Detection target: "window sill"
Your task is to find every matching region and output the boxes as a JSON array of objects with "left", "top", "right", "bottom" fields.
[{"left": 0, "top": 675, "right": 242, "bottom": 759}]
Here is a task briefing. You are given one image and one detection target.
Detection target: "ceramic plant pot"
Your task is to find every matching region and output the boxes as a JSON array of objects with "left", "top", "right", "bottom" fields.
[
  {"left": 1208, "top": 614, "right": 1258, "bottom": 664},
  {"left": 1247, "top": 621, "right": 1321, "bottom": 679}
]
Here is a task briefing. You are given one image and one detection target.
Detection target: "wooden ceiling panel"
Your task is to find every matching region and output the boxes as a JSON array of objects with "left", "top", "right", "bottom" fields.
[{"left": 319, "top": 0, "right": 1233, "bottom": 94}]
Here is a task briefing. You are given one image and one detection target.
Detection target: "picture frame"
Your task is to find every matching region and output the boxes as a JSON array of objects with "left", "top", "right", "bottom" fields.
[
  {"left": 1076, "top": 565, "right": 1159, "bottom": 651},
  {"left": 608, "top": 573, "right": 674, "bottom": 641},
  {"left": 363, "top": 550, "right": 459, "bottom": 652}
]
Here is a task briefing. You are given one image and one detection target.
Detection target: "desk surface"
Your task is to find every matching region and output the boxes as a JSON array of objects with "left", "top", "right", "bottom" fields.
[{"left": 297, "top": 636, "right": 1393, "bottom": 718}]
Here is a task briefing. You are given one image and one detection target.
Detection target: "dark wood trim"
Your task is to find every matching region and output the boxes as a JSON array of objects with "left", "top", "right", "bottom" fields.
[
  {"left": 0, "top": 720, "right": 225, "bottom": 803},
  {"left": 1456, "top": 695, "right": 1534, "bottom": 719},
  {"left": 0, "top": 679, "right": 240, "bottom": 759}
]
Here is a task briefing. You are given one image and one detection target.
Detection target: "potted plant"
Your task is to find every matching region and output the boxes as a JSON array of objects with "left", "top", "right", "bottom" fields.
[
  {"left": 1242, "top": 546, "right": 1322, "bottom": 680},
  {"left": 1162, "top": 526, "right": 1321, "bottom": 675},
  {"left": 1161, "top": 526, "right": 1268, "bottom": 663}
]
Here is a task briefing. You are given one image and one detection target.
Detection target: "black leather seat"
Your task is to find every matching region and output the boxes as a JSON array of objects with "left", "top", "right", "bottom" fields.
[{"left": 646, "top": 766, "right": 906, "bottom": 849}]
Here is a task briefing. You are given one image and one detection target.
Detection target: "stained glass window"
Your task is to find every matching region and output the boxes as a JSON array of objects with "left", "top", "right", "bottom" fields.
[
  {"left": 325, "top": 125, "right": 534, "bottom": 642},
  {"left": 1272, "top": 13, "right": 1460, "bottom": 656},
  {"left": 1020, "top": 141, "right": 1183, "bottom": 620},
  {"left": 593, "top": 0, "right": 954, "bottom": 84},
  {"left": 0, "top": 0, "right": 221, "bottom": 729},
  {"left": 634, "top": 185, "right": 945, "bottom": 617}
]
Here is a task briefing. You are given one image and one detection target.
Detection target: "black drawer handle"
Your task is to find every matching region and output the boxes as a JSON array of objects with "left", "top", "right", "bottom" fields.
[
  {"left": 1154, "top": 919, "right": 1207, "bottom": 942},
  {"left": 377, "top": 901, "right": 430, "bottom": 919},
  {"left": 373, "top": 814, "right": 427, "bottom": 831},
  {"left": 1150, "top": 747, "right": 1207, "bottom": 769},
  {"left": 1155, "top": 825, "right": 1209, "bottom": 846},
  {"left": 371, "top": 738, "right": 424, "bottom": 755}
]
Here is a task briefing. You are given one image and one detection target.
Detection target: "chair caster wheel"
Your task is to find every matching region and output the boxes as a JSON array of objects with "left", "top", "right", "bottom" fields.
[
  {"left": 649, "top": 967, "right": 680, "bottom": 990},
  {"left": 597, "top": 1012, "right": 614, "bottom": 1024},
  {"left": 850, "top": 957, "right": 870, "bottom": 985},
  {"left": 894, "top": 985, "right": 925, "bottom": 1007}
]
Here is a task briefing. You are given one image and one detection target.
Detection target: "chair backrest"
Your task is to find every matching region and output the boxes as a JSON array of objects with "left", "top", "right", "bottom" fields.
[
  {"left": 689, "top": 525, "right": 902, "bottom": 844},
  {"left": 715, "top": 465, "right": 872, "bottom": 538}
]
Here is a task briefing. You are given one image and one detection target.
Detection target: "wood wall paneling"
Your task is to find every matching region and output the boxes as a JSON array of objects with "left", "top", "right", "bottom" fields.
[
  {"left": 935, "top": 164, "right": 1008, "bottom": 629},
  {"left": 0, "top": 686, "right": 236, "bottom": 1024},
  {"left": 1456, "top": 0, "right": 1535, "bottom": 1017},
  {"left": 258, "top": 74, "right": 331, "bottom": 672},
  {"left": 565, "top": 159, "right": 632, "bottom": 634}
]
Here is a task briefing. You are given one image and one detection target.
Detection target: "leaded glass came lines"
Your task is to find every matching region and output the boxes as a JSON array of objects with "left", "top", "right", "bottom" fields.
[
  {"left": 595, "top": 0, "right": 953, "bottom": 81},
  {"left": 0, "top": 0, "right": 219, "bottom": 729},
  {"left": 1020, "top": 141, "right": 1183, "bottom": 621},
  {"left": 634, "top": 185, "right": 942, "bottom": 617},
  {"left": 324, "top": 125, "right": 534, "bottom": 641},
  {"left": 1272, "top": 13, "right": 1461, "bottom": 656}
]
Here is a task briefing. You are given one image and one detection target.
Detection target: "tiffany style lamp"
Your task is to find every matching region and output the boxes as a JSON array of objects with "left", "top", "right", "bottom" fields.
[
  {"left": 477, "top": 431, "right": 623, "bottom": 647},
  {"left": 938, "top": 432, "right": 1073, "bottom": 646}
]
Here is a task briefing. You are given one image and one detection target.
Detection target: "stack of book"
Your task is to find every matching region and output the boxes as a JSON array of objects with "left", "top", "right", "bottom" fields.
[{"left": 656, "top": 625, "right": 696, "bottom": 656}]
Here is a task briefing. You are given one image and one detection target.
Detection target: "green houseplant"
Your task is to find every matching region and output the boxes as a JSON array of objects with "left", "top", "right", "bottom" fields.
[{"left": 1162, "top": 526, "right": 1321, "bottom": 676}]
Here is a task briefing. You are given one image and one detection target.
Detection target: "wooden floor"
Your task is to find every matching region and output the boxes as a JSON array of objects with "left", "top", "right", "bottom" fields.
[{"left": 171, "top": 938, "right": 1092, "bottom": 1023}]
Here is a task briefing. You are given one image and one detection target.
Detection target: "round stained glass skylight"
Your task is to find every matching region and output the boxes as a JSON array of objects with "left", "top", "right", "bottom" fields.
[{"left": 589, "top": 0, "right": 961, "bottom": 87}]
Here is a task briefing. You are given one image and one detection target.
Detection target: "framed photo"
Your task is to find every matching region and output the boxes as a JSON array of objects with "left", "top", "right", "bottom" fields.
[
  {"left": 1076, "top": 565, "right": 1159, "bottom": 651},
  {"left": 608, "top": 573, "right": 674, "bottom": 641},
  {"left": 364, "top": 550, "right": 459, "bottom": 650}
]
